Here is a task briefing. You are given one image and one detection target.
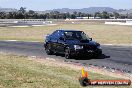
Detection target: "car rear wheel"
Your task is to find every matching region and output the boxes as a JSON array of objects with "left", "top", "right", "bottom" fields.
[
  {"left": 65, "top": 48, "right": 72, "bottom": 59},
  {"left": 45, "top": 44, "right": 53, "bottom": 55}
]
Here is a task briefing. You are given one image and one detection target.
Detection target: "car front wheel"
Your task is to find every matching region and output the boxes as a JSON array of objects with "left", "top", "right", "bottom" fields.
[
  {"left": 65, "top": 48, "right": 72, "bottom": 59},
  {"left": 45, "top": 44, "right": 53, "bottom": 55}
]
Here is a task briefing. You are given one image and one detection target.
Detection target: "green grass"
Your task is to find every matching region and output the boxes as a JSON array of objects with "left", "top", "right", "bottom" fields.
[
  {"left": 0, "top": 24, "right": 132, "bottom": 44},
  {"left": 0, "top": 54, "right": 131, "bottom": 88}
]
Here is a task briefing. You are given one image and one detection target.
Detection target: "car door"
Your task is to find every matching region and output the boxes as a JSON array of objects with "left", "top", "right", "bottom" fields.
[
  {"left": 50, "top": 31, "right": 58, "bottom": 52},
  {"left": 56, "top": 32, "right": 66, "bottom": 53}
]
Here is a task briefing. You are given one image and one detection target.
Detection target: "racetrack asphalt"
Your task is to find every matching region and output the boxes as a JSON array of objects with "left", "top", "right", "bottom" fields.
[{"left": 0, "top": 41, "right": 132, "bottom": 73}]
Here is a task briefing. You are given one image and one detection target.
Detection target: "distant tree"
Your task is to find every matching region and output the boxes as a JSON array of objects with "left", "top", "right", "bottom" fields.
[
  {"left": 12, "top": 12, "right": 17, "bottom": 19},
  {"left": 5, "top": 12, "right": 11, "bottom": 19},
  {"left": 44, "top": 13, "right": 49, "bottom": 19},
  {"left": 28, "top": 10, "right": 35, "bottom": 14},
  {"left": 15, "top": 7, "right": 27, "bottom": 19},
  {"left": 70, "top": 14, "right": 76, "bottom": 19},
  {"left": 128, "top": 13, "right": 132, "bottom": 19},
  {"left": 49, "top": 11, "right": 58, "bottom": 19},
  {"left": 19, "top": 7, "right": 26, "bottom": 14},
  {"left": 65, "top": 12, "right": 70, "bottom": 19},
  {"left": 94, "top": 12, "right": 101, "bottom": 18},
  {"left": 61, "top": 13, "right": 66, "bottom": 19},
  {"left": 0, "top": 12, "right": 6, "bottom": 19},
  {"left": 28, "top": 10, "right": 35, "bottom": 19},
  {"left": 113, "top": 12, "right": 119, "bottom": 19},
  {"left": 80, "top": 13, "right": 86, "bottom": 17},
  {"left": 78, "top": 12, "right": 82, "bottom": 17},
  {"left": 0, "top": 7, "right": 127, "bottom": 19},
  {"left": 119, "top": 14, "right": 127, "bottom": 19},
  {"left": 101, "top": 11, "right": 109, "bottom": 19},
  {"left": 73, "top": 11, "right": 77, "bottom": 16},
  {"left": 94, "top": 12, "right": 99, "bottom": 17},
  {"left": 109, "top": 13, "right": 114, "bottom": 18}
]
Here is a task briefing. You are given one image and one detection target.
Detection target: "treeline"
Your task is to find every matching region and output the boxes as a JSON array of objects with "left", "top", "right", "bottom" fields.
[{"left": 0, "top": 7, "right": 132, "bottom": 19}]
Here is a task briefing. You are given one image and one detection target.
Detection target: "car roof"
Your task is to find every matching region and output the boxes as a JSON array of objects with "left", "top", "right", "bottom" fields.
[{"left": 56, "top": 29, "right": 82, "bottom": 32}]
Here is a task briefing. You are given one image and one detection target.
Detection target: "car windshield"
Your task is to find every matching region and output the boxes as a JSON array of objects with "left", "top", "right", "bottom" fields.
[{"left": 64, "top": 31, "right": 90, "bottom": 40}]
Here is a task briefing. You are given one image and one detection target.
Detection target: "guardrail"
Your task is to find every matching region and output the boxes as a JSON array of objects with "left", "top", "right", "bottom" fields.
[
  {"left": 0, "top": 19, "right": 52, "bottom": 24},
  {"left": 105, "top": 21, "right": 132, "bottom": 25},
  {"left": 65, "top": 19, "right": 132, "bottom": 21}
]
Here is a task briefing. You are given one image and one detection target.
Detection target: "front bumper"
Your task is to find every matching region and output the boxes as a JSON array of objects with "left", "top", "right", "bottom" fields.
[{"left": 70, "top": 49, "right": 102, "bottom": 57}]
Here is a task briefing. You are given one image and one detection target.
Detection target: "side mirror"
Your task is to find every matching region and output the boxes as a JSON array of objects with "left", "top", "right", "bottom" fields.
[
  {"left": 59, "top": 37, "right": 64, "bottom": 41},
  {"left": 89, "top": 38, "right": 92, "bottom": 41}
]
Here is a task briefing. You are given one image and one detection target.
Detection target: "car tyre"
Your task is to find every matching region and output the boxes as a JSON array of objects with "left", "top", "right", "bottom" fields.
[
  {"left": 65, "top": 48, "right": 72, "bottom": 59},
  {"left": 45, "top": 44, "right": 53, "bottom": 55}
]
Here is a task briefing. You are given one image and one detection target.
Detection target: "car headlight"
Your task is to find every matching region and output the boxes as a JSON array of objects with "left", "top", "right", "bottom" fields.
[
  {"left": 97, "top": 46, "right": 101, "bottom": 49},
  {"left": 74, "top": 45, "right": 83, "bottom": 50}
]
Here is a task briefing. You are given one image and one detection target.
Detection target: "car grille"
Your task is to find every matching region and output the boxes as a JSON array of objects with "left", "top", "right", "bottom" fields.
[{"left": 83, "top": 45, "right": 97, "bottom": 50}]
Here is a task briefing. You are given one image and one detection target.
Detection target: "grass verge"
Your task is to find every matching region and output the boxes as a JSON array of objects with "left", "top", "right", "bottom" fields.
[
  {"left": 0, "top": 54, "right": 131, "bottom": 88},
  {"left": 0, "top": 24, "right": 132, "bottom": 44}
]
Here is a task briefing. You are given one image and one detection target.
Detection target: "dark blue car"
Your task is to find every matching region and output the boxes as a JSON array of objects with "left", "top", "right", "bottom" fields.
[{"left": 44, "top": 30, "right": 102, "bottom": 59}]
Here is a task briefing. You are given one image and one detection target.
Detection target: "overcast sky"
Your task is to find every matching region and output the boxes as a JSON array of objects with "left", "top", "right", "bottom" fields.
[{"left": 0, "top": 0, "right": 132, "bottom": 10}]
